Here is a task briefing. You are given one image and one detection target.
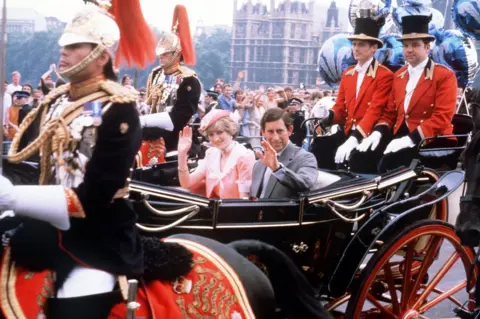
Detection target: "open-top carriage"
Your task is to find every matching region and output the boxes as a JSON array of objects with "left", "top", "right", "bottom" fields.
[
  {"left": 130, "top": 156, "right": 475, "bottom": 318},
  {"left": 1, "top": 89, "right": 479, "bottom": 318}
]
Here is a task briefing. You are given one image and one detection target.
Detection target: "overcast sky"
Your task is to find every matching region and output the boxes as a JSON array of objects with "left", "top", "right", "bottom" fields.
[{"left": 11, "top": 0, "right": 351, "bottom": 31}]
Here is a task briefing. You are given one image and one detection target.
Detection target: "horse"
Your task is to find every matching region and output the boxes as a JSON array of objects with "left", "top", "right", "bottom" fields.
[
  {"left": 455, "top": 87, "right": 480, "bottom": 318},
  {"left": 0, "top": 216, "right": 331, "bottom": 319}
]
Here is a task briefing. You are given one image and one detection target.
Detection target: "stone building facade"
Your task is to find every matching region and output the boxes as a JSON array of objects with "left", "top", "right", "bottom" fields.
[{"left": 230, "top": 0, "right": 348, "bottom": 89}]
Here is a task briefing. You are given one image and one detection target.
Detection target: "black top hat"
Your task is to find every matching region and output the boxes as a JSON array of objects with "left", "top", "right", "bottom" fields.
[
  {"left": 400, "top": 15, "right": 435, "bottom": 42},
  {"left": 348, "top": 18, "right": 384, "bottom": 47}
]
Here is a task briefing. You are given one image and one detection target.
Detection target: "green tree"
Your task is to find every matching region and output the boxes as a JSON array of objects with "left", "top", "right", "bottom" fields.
[
  {"left": 193, "top": 29, "right": 232, "bottom": 88},
  {"left": 5, "top": 28, "right": 232, "bottom": 91}
]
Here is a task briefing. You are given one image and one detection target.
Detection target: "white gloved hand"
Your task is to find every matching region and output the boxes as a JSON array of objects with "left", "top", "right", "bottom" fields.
[
  {"left": 357, "top": 131, "right": 382, "bottom": 152},
  {"left": 139, "top": 112, "right": 174, "bottom": 131},
  {"left": 0, "top": 174, "right": 70, "bottom": 230},
  {"left": 312, "top": 99, "right": 330, "bottom": 119},
  {"left": 335, "top": 136, "right": 359, "bottom": 164},
  {"left": 0, "top": 175, "right": 15, "bottom": 211},
  {"left": 384, "top": 136, "right": 416, "bottom": 154}
]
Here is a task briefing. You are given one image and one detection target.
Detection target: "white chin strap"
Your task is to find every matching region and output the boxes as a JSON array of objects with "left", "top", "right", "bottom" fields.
[
  {"left": 160, "top": 50, "right": 181, "bottom": 70},
  {"left": 59, "top": 45, "right": 106, "bottom": 79}
]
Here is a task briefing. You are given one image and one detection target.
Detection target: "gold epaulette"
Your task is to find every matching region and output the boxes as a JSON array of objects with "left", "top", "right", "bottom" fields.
[
  {"left": 345, "top": 65, "right": 356, "bottom": 76},
  {"left": 178, "top": 66, "right": 196, "bottom": 78},
  {"left": 42, "top": 83, "right": 71, "bottom": 105},
  {"left": 101, "top": 80, "right": 138, "bottom": 104}
]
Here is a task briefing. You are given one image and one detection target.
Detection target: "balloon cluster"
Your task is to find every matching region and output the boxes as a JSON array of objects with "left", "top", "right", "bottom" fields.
[
  {"left": 317, "top": 34, "right": 357, "bottom": 88},
  {"left": 318, "top": 0, "right": 480, "bottom": 88}
]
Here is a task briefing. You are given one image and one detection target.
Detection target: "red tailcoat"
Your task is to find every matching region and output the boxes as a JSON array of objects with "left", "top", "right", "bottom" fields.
[
  {"left": 331, "top": 58, "right": 394, "bottom": 140},
  {"left": 376, "top": 58, "right": 458, "bottom": 144}
]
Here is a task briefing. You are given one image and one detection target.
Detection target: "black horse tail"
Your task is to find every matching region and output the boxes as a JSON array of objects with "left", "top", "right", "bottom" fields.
[{"left": 228, "top": 240, "right": 332, "bottom": 319}]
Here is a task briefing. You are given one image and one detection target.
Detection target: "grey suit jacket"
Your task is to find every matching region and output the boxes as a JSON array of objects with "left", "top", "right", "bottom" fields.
[{"left": 250, "top": 142, "right": 318, "bottom": 199}]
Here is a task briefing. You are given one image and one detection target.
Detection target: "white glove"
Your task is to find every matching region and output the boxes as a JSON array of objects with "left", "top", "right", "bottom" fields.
[
  {"left": 357, "top": 131, "right": 382, "bottom": 152},
  {"left": 312, "top": 100, "right": 330, "bottom": 119},
  {"left": 139, "top": 112, "right": 174, "bottom": 131},
  {"left": 0, "top": 175, "right": 15, "bottom": 211},
  {"left": 384, "top": 136, "right": 416, "bottom": 154},
  {"left": 335, "top": 136, "right": 359, "bottom": 164},
  {"left": 0, "top": 175, "right": 70, "bottom": 230}
]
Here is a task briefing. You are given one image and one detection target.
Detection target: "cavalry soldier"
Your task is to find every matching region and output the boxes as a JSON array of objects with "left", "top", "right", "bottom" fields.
[
  {"left": 311, "top": 16, "right": 393, "bottom": 172},
  {"left": 356, "top": 15, "right": 458, "bottom": 173},
  {"left": 139, "top": 5, "right": 201, "bottom": 166},
  {"left": 0, "top": 1, "right": 156, "bottom": 317}
]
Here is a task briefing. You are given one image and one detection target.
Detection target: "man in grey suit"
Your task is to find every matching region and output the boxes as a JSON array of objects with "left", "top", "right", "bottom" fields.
[{"left": 251, "top": 108, "right": 319, "bottom": 199}]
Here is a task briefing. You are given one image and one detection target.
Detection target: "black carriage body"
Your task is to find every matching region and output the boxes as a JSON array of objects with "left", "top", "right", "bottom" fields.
[{"left": 129, "top": 162, "right": 452, "bottom": 297}]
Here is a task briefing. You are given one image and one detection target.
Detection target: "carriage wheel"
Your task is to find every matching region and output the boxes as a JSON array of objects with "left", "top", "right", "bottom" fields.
[{"left": 345, "top": 220, "right": 476, "bottom": 319}]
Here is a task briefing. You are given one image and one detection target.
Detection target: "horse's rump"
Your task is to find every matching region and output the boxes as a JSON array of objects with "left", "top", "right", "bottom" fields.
[{"left": 1, "top": 238, "right": 255, "bottom": 319}]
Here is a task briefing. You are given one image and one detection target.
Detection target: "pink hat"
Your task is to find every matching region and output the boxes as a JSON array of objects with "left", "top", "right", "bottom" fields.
[{"left": 199, "top": 109, "right": 232, "bottom": 133}]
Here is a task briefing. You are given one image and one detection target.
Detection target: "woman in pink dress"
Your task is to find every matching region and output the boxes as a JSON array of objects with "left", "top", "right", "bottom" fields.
[{"left": 177, "top": 110, "right": 255, "bottom": 199}]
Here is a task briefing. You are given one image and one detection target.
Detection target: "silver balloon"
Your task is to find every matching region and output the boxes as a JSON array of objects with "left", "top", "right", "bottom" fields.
[
  {"left": 393, "top": 5, "right": 445, "bottom": 34},
  {"left": 349, "top": 0, "right": 392, "bottom": 28},
  {"left": 453, "top": 0, "right": 480, "bottom": 41},
  {"left": 432, "top": 29, "right": 479, "bottom": 88},
  {"left": 403, "top": 0, "right": 432, "bottom": 5},
  {"left": 318, "top": 34, "right": 357, "bottom": 88}
]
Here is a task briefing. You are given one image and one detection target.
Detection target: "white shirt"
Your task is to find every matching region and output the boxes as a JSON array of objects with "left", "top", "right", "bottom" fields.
[
  {"left": 355, "top": 57, "right": 373, "bottom": 99},
  {"left": 6, "top": 84, "right": 22, "bottom": 96},
  {"left": 404, "top": 58, "right": 429, "bottom": 113}
]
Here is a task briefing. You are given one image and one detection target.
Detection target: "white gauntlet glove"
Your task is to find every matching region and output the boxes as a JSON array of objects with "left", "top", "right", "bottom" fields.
[
  {"left": 0, "top": 175, "right": 70, "bottom": 230},
  {"left": 335, "top": 136, "right": 359, "bottom": 164},
  {"left": 139, "top": 112, "right": 174, "bottom": 131},
  {"left": 384, "top": 136, "right": 416, "bottom": 154},
  {"left": 357, "top": 131, "right": 382, "bottom": 152}
]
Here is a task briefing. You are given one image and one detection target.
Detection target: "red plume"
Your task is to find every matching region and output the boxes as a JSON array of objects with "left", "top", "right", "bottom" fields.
[
  {"left": 172, "top": 5, "right": 196, "bottom": 66},
  {"left": 110, "top": 0, "right": 156, "bottom": 68}
]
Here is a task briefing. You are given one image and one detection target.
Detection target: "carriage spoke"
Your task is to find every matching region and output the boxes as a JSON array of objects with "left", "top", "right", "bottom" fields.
[
  {"left": 400, "top": 242, "right": 416, "bottom": 310},
  {"left": 405, "top": 236, "right": 443, "bottom": 308},
  {"left": 411, "top": 252, "right": 460, "bottom": 309},
  {"left": 366, "top": 292, "right": 399, "bottom": 319},
  {"left": 418, "top": 281, "right": 466, "bottom": 312},
  {"left": 383, "top": 263, "right": 401, "bottom": 314}
]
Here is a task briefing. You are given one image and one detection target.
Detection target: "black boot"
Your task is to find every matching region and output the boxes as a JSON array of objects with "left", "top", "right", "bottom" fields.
[{"left": 46, "top": 290, "right": 123, "bottom": 319}]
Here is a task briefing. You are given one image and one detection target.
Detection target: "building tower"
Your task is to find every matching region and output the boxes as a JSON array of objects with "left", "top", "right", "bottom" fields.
[{"left": 230, "top": 0, "right": 319, "bottom": 88}]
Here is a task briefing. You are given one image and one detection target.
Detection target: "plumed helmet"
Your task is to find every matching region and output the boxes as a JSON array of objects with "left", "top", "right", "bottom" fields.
[{"left": 155, "top": 5, "right": 196, "bottom": 65}]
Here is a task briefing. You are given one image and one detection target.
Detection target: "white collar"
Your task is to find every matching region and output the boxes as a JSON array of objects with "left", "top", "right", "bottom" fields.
[
  {"left": 408, "top": 58, "right": 429, "bottom": 73},
  {"left": 355, "top": 57, "right": 374, "bottom": 74}
]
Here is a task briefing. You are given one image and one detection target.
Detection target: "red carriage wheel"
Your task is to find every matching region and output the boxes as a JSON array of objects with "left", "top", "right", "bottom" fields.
[{"left": 345, "top": 220, "right": 477, "bottom": 319}]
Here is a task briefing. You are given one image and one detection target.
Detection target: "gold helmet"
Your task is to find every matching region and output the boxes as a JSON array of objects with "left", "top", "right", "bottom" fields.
[
  {"left": 58, "top": 0, "right": 155, "bottom": 78},
  {"left": 155, "top": 31, "right": 181, "bottom": 57},
  {"left": 156, "top": 5, "right": 196, "bottom": 66}
]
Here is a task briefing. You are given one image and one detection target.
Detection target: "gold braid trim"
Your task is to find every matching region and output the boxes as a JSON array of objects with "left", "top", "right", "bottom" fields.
[
  {"left": 100, "top": 80, "right": 138, "bottom": 104},
  {"left": 146, "top": 66, "right": 161, "bottom": 100},
  {"left": 8, "top": 91, "right": 110, "bottom": 185}
]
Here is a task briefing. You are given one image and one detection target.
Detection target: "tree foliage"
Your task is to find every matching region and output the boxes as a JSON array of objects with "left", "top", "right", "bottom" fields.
[{"left": 5, "top": 28, "right": 232, "bottom": 91}]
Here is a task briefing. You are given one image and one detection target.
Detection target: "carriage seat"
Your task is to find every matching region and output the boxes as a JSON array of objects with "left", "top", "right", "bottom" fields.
[{"left": 313, "top": 169, "right": 342, "bottom": 189}]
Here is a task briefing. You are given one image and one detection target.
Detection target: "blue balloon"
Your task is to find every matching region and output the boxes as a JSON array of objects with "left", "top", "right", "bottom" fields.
[
  {"left": 393, "top": 5, "right": 445, "bottom": 34},
  {"left": 432, "top": 29, "right": 479, "bottom": 88},
  {"left": 375, "top": 34, "right": 406, "bottom": 72},
  {"left": 403, "top": 0, "right": 432, "bottom": 5},
  {"left": 318, "top": 34, "right": 357, "bottom": 88},
  {"left": 453, "top": 0, "right": 480, "bottom": 41}
]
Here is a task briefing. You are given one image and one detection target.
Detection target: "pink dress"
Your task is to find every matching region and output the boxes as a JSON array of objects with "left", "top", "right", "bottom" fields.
[{"left": 186, "top": 143, "right": 255, "bottom": 199}]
